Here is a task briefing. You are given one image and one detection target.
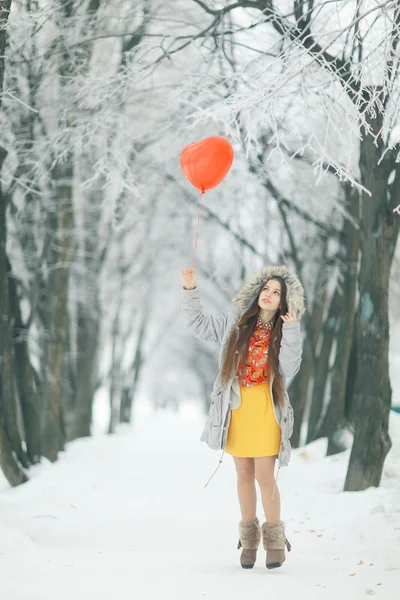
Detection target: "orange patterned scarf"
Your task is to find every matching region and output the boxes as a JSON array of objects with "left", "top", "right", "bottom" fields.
[{"left": 237, "top": 316, "right": 273, "bottom": 387}]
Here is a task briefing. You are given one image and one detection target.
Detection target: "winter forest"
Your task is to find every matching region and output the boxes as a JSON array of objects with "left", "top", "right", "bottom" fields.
[{"left": 1, "top": 1, "right": 400, "bottom": 598}]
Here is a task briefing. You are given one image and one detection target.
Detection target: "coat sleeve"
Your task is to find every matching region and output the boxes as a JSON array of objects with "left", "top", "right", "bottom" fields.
[
  {"left": 181, "top": 287, "right": 228, "bottom": 344},
  {"left": 278, "top": 322, "right": 303, "bottom": 378}
]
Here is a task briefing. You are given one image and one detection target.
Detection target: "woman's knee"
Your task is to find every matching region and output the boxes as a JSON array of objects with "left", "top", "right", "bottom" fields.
[
  {"left": 255, "top": 473, "right": 275, "bottom": 488},
  {"left": 254, "top": 458, "right": 276, "bottom": 488},
  {"left": 238, "top": 470, "right": 255, "bottom": 485},
  {"left": 234, "top": 458, "right": 255, "bottom": 483}
]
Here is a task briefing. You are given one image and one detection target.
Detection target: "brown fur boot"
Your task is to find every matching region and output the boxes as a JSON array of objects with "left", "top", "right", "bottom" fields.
[
  {"left": 261, "top": 521, "right": 291, "bottom": 569},
  {"left": 237, "top": 517, "right": 261, "bottom": 569}
]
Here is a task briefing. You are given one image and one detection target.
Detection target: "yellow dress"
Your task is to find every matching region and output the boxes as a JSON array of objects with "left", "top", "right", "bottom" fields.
[
  {"left": 224, "top": 383, "right": 281, "bottom": 458},
  {"left": 224, "top": 316, "right": 282, "bottom": 458}
]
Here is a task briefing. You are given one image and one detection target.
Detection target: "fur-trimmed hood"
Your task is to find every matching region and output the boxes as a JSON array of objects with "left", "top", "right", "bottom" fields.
[{"left": 232, "top": 265, "right": 306, "bottom": 320}]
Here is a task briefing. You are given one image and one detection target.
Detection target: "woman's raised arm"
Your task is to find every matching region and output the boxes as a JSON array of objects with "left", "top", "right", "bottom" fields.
[{"left": 180, "top": 268, "right": 228, "bottom": 343}]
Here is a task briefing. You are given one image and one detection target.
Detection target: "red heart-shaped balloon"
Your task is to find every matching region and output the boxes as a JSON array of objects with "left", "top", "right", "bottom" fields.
[{"left": 180, "top": 136, "right": 234, "bottom": 192}]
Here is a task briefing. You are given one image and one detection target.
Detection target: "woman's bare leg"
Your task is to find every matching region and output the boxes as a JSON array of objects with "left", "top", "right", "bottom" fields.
[
  {"left": 254, "top": 456, "right": 280, "bottom": 523},
  {"left": 233, "top": 457, "right": 256, "bottom": 522}
]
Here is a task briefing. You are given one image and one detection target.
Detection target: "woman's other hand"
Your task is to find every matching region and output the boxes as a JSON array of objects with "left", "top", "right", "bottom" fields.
[{"left": 281, "top": 310, "right": 297, "bottom": 323}]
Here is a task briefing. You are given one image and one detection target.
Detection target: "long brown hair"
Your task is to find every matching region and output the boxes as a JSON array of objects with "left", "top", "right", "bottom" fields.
[{"left": 220, "top": 276, "right": 288, "bottom": 407}]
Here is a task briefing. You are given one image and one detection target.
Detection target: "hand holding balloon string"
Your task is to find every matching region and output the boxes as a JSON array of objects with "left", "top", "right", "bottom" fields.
[{"left": 180, "top": 268, "right": 197, "bottom": 290}]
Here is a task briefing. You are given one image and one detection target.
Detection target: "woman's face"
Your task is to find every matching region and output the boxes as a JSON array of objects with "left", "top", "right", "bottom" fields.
[{"left": 258, "top": 279, "right": 282, "bottom": 312}]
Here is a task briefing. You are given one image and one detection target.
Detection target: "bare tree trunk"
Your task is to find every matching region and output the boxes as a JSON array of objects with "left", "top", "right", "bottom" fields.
[
  {"left": 0, "top": 420, "right": 27, "bottom": 486},
  {"left": 108, "top": 253, "right": 123, "bottom": 434},
  {"left": 64, "top": 196, "right": 102, "bottom": 442},
  {"left": 306, "top": 286, "right": 342, "bottom": 443},
  {"left": 8, "top": 268, "right": 42, "bottom": 463},
  {"left": 108, "top": 312, "right": 121, "bottom": 434},
  {"left": 119, "top": 311, "right": 148, "bottom": 424},
  {"left": 0, "top": 0, "right": 27, "bottom": 487},
  {"left": 41, "top": 161, "right": 73, "bottom": 461},
  {"left": 345, "top": 101, "right": 400, "bottom": 491},
  {"left": 289, "top": 251, "right": 328, "bottom": 447},
  {"left": 318, "top": 185, "right": 360, "bottom": 453},
  {"left": 119, "top": 257, "right": 154, "bottom": 423},
  {"left": 289, "top": 339, "right": 312, "bottom": 447},
  {"left": 67, "top": 301, "right": 100, "bottom": 440},
  {"left": 2, "top": 275, "right": 29, "bottom": 468},
  {"left": 0, "top": 254, "right": 26, "bottom": 486},
  {"left": 61, "top": 0, "right": 103, "bottom": 441}
]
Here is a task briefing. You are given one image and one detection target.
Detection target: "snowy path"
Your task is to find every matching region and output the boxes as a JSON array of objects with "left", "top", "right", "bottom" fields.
[{"left": 1, "top": 411, "right": 400, "bottom": 600}]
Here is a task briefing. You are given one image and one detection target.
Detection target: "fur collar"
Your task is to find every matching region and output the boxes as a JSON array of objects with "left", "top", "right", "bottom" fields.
[{"left": 232, "top": 265, "right": 306, "bottom": 320}]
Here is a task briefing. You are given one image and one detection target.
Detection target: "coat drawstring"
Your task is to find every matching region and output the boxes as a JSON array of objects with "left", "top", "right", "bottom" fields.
[
  {"left": 271, "top": 465, "right": 281, "bottom": 500},
  {"left": 204, "top": 449, "right": 225, "bottom": 488}
]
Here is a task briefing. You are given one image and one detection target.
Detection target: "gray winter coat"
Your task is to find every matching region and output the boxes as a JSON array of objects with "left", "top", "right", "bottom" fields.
[{"left": 181, "top": 265, "right": 305, "bottom": 469}]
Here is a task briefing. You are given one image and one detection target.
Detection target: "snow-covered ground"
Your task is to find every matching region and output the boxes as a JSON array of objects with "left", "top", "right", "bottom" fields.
[{"left": 1, "top": 401, "right": 399, "bottom": 600}]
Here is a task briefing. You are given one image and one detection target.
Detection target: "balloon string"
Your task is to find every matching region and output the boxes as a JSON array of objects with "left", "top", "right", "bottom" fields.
[{"left": 194, "top": 189, "right": 204, "bottom": 270}]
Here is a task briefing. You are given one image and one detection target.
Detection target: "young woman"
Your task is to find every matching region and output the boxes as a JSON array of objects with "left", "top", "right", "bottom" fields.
[{"left": 180, "top": 265, "right": 305, "bottom": 570}]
